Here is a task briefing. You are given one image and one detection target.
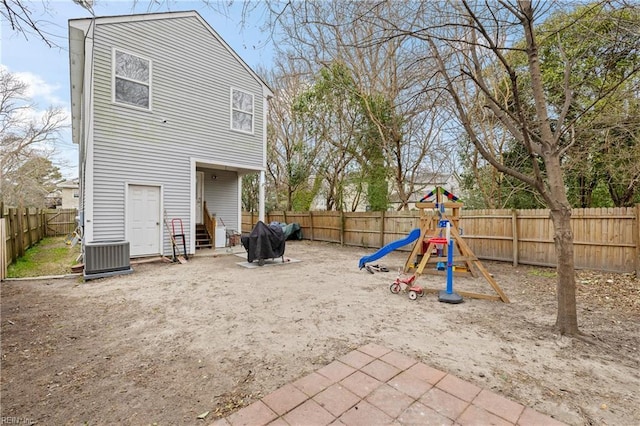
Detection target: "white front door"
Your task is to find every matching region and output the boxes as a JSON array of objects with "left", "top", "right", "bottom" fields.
[
  {"left": 196, "top": 171, "right": 204, "bottom": 224},
  {"left": 127, "top": 184, "right": 161, "bottom": 256}
]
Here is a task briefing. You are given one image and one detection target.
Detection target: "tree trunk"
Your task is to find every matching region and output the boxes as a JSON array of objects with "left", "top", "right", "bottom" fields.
[
  {"left": 521, "top": 0, "right": 579, "bottom": 335},
  {"left": 546, "top": 152, "right": 579, "bottom": 335},
  {"left": 549, "top": 206, "right": 579, "bottom": 335}
]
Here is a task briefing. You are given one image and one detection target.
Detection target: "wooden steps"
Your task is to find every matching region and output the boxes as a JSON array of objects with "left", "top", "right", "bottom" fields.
[{"left": 195, "top": 224, "right": 213, "bottom": 249}]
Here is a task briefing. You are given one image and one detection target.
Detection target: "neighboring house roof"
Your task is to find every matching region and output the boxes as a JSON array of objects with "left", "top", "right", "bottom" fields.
[
  {"left": 68, "top": 10, "right": 274, "bottom": 145},
  {"left": 413, "top": 172, "right": 460, "bottom": 186},
  {"left": 56, "top": 178, "right": 79, "bottom": 189},
  {"left": 48, "top": 179, "right": 77, "bottom": 198}
]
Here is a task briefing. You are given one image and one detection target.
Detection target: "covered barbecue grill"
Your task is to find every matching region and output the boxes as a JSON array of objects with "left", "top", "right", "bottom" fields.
[{"left": 241, "top": 221, "right": 286, "bottom": 265}]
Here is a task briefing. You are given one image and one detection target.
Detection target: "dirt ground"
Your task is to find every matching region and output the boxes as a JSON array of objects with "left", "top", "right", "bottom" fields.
[{"left": 1, "top": 240, "right": 638, "bottom": 425}]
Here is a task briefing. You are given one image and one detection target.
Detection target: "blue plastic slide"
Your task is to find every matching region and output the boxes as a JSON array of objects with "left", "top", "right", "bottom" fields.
[{"left": 358, "top": 228, "right": 421, "bottom": 269}]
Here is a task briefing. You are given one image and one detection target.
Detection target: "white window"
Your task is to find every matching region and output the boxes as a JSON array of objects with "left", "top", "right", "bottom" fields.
[
  {"left": 231, "top": 88, "right": 254, "bottom": 133},
  {"left": 113, "top": 49, "right": 151, "bottom": 109}
]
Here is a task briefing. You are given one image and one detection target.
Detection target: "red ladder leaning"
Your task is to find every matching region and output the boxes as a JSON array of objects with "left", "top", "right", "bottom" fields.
[{"left": 171, "top": 218, "right": 188, "bottom": 262}]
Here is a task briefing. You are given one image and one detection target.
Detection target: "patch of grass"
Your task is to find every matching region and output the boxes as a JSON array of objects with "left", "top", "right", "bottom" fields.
[
  {"left": 7, "top": 236, "right": 81, "bottom": 278},
  {"left": 528, "top": 268, "right": 557, "bottom": 278}
]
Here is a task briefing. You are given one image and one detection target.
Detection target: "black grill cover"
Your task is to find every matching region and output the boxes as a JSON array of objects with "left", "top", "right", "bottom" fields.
[{"left": 241, "top": 221, "right": 286, "bottom": 263}]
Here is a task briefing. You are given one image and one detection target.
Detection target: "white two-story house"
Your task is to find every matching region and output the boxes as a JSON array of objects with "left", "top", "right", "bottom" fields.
[{"left": 69, "top": 11, "right": 271, "bottom": 259}]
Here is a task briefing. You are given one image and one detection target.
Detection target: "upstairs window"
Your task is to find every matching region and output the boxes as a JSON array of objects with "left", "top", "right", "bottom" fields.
[
  {"left": 231, "top": 88, "right": 254, "bottom": 133},
  {"left": 113, "top": 49, "right": 151, "bottom": 109}
]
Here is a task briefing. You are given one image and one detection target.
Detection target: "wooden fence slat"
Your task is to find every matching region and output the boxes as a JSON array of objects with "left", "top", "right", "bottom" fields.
[
  {"left": 8, "top": 209, "right": 16, "bottom": 264},
  {"left": 16, "top": 208, "right": 25, "bottom": 260},
  {"left": 512, "top": 209, "right": 518, "bottom": 267},
  {"left": 1, "top": 218, "right": 6, "bottom": 281},
  {"left": 379, "top": 211, "right": 385, "bottom": 248},
  {"left": 635, "top": 205, "right": 640, "bottom": 275}
]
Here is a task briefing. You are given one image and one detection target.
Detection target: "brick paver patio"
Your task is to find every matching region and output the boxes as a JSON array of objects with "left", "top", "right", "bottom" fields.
[{"left": 211, "top": 344, "right": 566, "bottom": 426}]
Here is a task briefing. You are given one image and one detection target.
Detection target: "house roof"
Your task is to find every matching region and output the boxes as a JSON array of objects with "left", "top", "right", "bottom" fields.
[
  {"left": 56, "top": 179, "right": 79, "bottom": 189},
  {"left": 412, "top": 172, "right": 460, "bottom": 185},
  {"left": 68, "top": 10, "right": 274, "bottom": 145}
]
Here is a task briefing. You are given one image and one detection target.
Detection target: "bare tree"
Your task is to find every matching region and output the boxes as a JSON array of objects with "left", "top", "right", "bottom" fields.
[
  {"left": 1, "top": 69, "right": 67, "bottom": 208},
  {"left": 1, "top": 0, "right": 231, "bottom": 47},
  {"left": 423, "top": 1, "right": 581, "bottom": 335},
  {"left": 260, "top": 60, "right": 326, "bottom": 211},
  {"left": 292, "top": 62, "right": 363, "bottom": 211},
  {"left": 455, "top": 64, "right": 536, "bottom": 209},
  {"left": 1, "top": 0, "right": 59, "bottom": 47},
  {"left": 360, "top": 0, "right": 640, "bottom": 335},
  {"left": 272, "top": 1, "right": 453, "bottom": 210}
]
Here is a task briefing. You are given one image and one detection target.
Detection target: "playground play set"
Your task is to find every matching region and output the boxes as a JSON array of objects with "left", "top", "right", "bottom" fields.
[{"left": 359, "top": 187, "right": 510, "bottom": 304}]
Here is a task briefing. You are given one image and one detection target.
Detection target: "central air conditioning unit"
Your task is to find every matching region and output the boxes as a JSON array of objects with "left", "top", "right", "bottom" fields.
[{"left": 84, "top": 240, "right": 133, "bottom": 281}]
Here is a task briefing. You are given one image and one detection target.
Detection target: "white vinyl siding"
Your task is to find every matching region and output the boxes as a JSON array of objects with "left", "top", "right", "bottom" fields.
[
  {"left": 88, "top": 16, "right": 265, "bottom": 249},
  {"left": 202, "top": 170, "right": 239, "bottom": 232},
  {"left": 113, "top": 48, "right": 151, "bottom": 109},
  {"left": 231, "top": 88, "right": 254, "bottom": 134}
]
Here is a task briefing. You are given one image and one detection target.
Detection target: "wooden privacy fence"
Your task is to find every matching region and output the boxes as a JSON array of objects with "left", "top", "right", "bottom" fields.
[
  {"left": 1, "top": 208, "right": 78, "bottom": 279},
  {"left": 242, "top": 205, "right": 640, "bottom": 274}
]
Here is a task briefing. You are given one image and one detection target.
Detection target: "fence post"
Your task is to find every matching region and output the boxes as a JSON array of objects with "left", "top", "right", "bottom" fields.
[
  {"left": 36, "top": 209, "right": 41, "bottom": 242},
  {"left": 7, "top": 209, "right": 15, "bottom": 264},
  {"left": 37, "top": 209, "right": 42, "bottom": 240},
  {"left": 34, "top": 209, "right": 40, "bottom": 243},
  {"left": 33, "top": 208, "right": 38, "bottom": 241},
  {"left": 0, "top": 203, "right": 3, "bottom": 281},
  {"left": 32, "top": 208, "right": 37, "bottom": 245},
  {"left": 25, "top": 208, "right": 33, "bottom": 249},
  {"left": 340, "top": 211, "right": 344, "bottom": 246},
  {"left": 15, "top": 208, "right": 25, "bottom": 259},
  {"left": 31, "top": 208, "right": 36, "bottom": 244},
  {"left": 40, "top": 209, "right": 46, "bottom": 239},
  {"left": 512, "top": 209, "right": 519, "bottom": 267},
  {"left": 0, "top": 218, "right": 5, "bottom": 281},
  {"left": 379, "top": 210, "right": 385, "bottom": 248},
  {"left": 36, "top": 208, "right": 42, "bottom": 242},
  {"left": 309, "top": 211, "right": 314, "bottom": 241},
  {"left": 635, "top": 204, "right": 640, "bottom": 276}
]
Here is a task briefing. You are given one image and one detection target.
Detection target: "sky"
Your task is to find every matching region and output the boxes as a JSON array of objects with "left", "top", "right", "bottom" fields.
[{"left": 1, "top": 0, "right": 275, "bottom": 178}]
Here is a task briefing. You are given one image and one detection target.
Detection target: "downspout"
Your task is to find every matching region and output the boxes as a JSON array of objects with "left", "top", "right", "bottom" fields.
[
  {"left": 260, "top": 90, "right": 270, "bottom": 223},
  {"left": 259, "top": 171, "right": 265, "bottom": 223},
  {"left": 83, "top": 21, "right": 96, "bottom": 243}
]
